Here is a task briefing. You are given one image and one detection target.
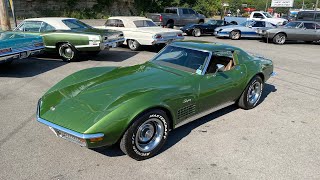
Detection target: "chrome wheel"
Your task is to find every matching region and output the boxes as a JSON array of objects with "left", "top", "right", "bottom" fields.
[
  {"left": 128, "top": 40, "right": 140, "bottom": 51},
  {"left": 230, "top": 31, "right": 241, "bottom": 40},
  {"left": 193, "top": 28, "right": 201, "bottom": 37},
  {"left": 59, "top": 43, "right": 77, "bottom": 62},
  {"left": 274, "top": 34, "right": 286, "bottom": 44},
  {"left": 135, "top": 118, "right": 164, "bottom": 153},
  {"left": 247, "top": 81, "right": 262, "bottom": 105}
]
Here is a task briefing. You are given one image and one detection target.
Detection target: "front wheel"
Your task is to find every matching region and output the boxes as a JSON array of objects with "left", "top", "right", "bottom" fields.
[
  {"left": 58, "top": 43, "right": 78, "bottom": 62},
  {"left": 273, "top": 33, "right": 286, "bottom": 45},
  {"left": 120, "top": 110, "right": 170, "bottom": 160},
  {"left": 128, "top": 39, "right": 141, "bottom": 51},
  {"left": 238, "top": 76, "right": 263, "bottom": 110},
  {"left": 193, "top": 28, "right": 201, "bottom": 37},
  {"left": 230, "top": 30, "right": 241, "bottom": 40}
]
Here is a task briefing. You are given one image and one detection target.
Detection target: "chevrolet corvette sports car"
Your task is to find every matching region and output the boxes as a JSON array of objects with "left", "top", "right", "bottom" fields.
[
  {"left": 37, "top": 41, "right": 274, "bottom": 160},
  {"left": 180, "top": 19, "right": 230, "bottom": 37}
]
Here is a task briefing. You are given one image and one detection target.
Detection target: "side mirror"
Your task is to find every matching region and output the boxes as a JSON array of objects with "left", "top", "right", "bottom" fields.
[{"left": 215, "top": 64, "right": 225, "bottom": 74}]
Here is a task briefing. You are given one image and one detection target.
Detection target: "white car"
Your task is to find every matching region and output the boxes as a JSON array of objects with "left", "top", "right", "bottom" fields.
[{"left": 95, "top": 16, "right": 184, "bottom": 51}]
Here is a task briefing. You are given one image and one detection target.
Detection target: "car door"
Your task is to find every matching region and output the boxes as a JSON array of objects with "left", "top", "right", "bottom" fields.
[
  {"left": 198, "top": 50, "right": 247, "bottom": 112},
  {"left": 250, "top": 21, "right": 265, "bottom": 37},
  {"left": 181, "top": 8, "right": 194, "bottom": 25},
  {"left": 301, "top": 22, "right": 318, "bottom": 41}
]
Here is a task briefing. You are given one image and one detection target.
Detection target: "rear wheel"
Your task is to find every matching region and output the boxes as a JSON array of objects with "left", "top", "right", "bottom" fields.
[
  {"left": 128, "top": 39, "right": 141, "bottom": 51},
  {"left": 120, "top": 109, "right": 170, "bottom": 160},
  {"left": 230, "top": 30, "right": 241, "bottom": 40},
  {"left": 238, "top": 76, "right": 263, "bottom": 110},
  {"left": 193, "top": 28, "right": 201, "bottom": 37},
  {"left": 58, "top": 43, "right": 78, "bottom": 62},
  {"left": 166, "top": 22, "right": 174, "bottom": 28},
  {"left": 273, "top": 33, "right": 286, "bottom": 45}
]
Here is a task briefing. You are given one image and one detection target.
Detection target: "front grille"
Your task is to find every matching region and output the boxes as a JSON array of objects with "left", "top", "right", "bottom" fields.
[{"left": 177, "top": 104, "right": 196, "bottom": 120}]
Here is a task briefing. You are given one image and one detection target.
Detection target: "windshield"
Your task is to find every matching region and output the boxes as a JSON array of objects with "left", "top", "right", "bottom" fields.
[
  {"left": 263, "top": 12, "right": 273, "bottom": 18},
  {"left": 206, "top": 20, "right": 224, "bottom": 26},
  {"left": 152, "top": 45, "right": 210, "bottom": 74},
  {"left": 62, "top": 19, "right": 92, "bottom": 30},
  {"left": 134, "top": 20, "right": 157, "bottom": 28},
  {"left": 240, "top": 20, "right": 255, "bottom": 26},
  {"left": 285, "top": 22, "right": 302, "bottom": 28}
]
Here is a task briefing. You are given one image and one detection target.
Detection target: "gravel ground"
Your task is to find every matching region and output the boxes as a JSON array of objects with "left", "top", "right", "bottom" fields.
[{"left": 0, "top": 27, "right": 319, "bottom": 179}]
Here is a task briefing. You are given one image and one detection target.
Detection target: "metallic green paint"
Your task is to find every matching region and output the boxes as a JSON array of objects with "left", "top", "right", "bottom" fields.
[{"left": 37, "top": 41, "right": 273, "bottom": 148}]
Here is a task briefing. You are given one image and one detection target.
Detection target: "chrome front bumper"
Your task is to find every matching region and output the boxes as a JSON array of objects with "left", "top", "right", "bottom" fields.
[
  {"left": 0, "top": 47, "right": 44, "bottom": 62},
  {"left": 152, "top": 36, "right": 184, "bottom": 45},
  {"left": 103, "top": 37, "right": 125, "bottom": 49},
  {"left": 36, "top": 100, "right": 104, "bottom": 147}
]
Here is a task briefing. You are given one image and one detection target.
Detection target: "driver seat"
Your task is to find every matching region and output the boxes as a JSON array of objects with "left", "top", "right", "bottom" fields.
[{"left": 224, "top": 60, "right": 233, "bottom": 71}]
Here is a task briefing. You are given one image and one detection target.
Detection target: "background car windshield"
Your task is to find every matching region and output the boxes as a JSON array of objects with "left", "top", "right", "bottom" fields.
[
  {"left": 240, "top": 20, "right": 254, "bottom": 26},
  {"left": 263, "top": 12, "right": 273, "bottom": 18},
  {"left": 62, "top": 19, "right": 92, "bottom": 29},
  {"left": 206, "top": 20, "right": 224, "bottom": 26},
  {"left": 134, "top": 20, "right": 157, "bottom": 27},
  {"left": 285, "top": 22, "right": 302, "bottom": 28},
  {"left": 152, "top": 45, "right": 209, "bottom": 73}
]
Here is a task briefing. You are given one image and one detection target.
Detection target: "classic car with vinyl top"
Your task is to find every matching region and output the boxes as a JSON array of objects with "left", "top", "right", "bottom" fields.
[{"left": 14, "top": 17, "right": 125, "bottom": 62}]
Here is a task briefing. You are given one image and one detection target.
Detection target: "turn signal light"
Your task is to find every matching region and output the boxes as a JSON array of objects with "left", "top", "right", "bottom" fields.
[{"left": 89, "top": 137, "right": 104, "bottom": 142}]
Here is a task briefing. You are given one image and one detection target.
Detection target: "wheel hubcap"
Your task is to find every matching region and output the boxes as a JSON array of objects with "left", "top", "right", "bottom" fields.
[
  {"left": 232, "top": 32, "right": 240, "bottom": 39},
  {"left": 276, "top": 35, "right": 285, "bottom": 44},
  {"left": 60, "top": 46, "right": 74, "bottom": 59},
  {"left": 129, "top": 40, "right": 137, "bottom": 49},
  {"left": 135, "top": 118, "right": 164, "bottom": 152},
  {"left": 195, "top": 29, "right": 200, "bottom": 36},
  {"left": 247, "top": 81, "right": 262, "bottom": 104}
]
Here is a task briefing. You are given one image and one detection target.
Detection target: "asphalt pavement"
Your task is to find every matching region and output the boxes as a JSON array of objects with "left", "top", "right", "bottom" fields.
[{"left": 0, "top": 34, "right": 319, "bottom": 179}]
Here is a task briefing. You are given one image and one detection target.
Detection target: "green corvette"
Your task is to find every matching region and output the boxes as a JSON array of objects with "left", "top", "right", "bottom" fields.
[
  {"left": 14, "top": 18, "right": 125, "bottom": 62},
  {"left": 37, "top": 41, "right": 274, "bottom": 160}
]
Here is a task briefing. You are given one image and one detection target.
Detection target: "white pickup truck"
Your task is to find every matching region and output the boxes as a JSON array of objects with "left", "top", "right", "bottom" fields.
[{"left": 225, "top": 11, "right": 288, "bottom": 26}]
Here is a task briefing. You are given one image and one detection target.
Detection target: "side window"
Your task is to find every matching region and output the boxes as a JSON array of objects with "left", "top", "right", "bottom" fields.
[
  {"left": 206, "top": 51, "right": 235, "bottom": 74},
  {"left": 316, "top": 13, "right": 320, "bottom": 21},
  {"left": 15, "top": 23, "right": 25, "bottom": 32},
  {"left": 105, "top": 19, "right": 117, "bottom": 27},
  {"left": 23, "top": 21, "right": 42, "bottom": 32},
  {"left": 40, "top": 22, "right": 55, "bottom": 32},
  {"left": 253, "top": 13, "right": 263, "bottom": 18},
  {"left": 182, "top": 9, "right": 189, "bottom": 14},
  {"left": 298, "top": 12, "right": 315, "bottom": 20},
  {"left": 315, "top": 23, "right": 320, "bottom": 29},
  {"left": 189, "top": 9, "right": 196, "bottom": 14},
  {"left": 253, "top": 21, "right": 265, "bottom": 27},
  {"left": 116, "top": 20, "right": 125, "bottom": 27},
  {"left": 304, "top": 23, "right": 316, "bottom": 29},
  {"left": 165, "top": 9, "right": 177, "bottom": 14}
]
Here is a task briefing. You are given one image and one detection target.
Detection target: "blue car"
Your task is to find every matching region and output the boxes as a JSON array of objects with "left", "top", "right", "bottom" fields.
[
  {"left": 0, "top": 31, "right": 44, "bottom": 65},
  {"left": 214, "top": 20, "right": 276, "bottom": 40}
]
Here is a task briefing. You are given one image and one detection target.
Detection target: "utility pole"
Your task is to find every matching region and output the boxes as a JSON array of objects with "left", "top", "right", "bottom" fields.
[
  {"left": 0, "top": 0, "right": 11, "bottom": 30},
  {"left": 316, "top": 0, "right": 319, "bottom": 10},
  {"left": 265, "top": 0, "right": 269, "bottom": 12}
]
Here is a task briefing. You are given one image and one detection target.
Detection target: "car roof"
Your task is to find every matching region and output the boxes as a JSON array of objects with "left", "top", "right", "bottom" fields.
[
  {"left": 108, "top": 16, "right": 153, "bottom": 28},
  {"left": 23, "top": 17, "right": 75, "bottom": 30},
  {"left": 170, "top": 41, "right": 240, "bottom": 52}
]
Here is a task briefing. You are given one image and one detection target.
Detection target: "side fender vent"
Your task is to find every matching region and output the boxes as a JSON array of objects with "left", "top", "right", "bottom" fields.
[{"left": 177, "top": 104, "right": 196, "bottom": 120}]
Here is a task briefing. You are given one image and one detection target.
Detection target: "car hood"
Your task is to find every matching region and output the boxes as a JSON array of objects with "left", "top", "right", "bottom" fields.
[{"left": 39, "top": 62, "right": 186, "bottom": 133}]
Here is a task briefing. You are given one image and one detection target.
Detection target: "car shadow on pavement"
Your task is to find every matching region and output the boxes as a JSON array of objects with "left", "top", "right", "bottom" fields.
[
  {"left": 93, "top": 83, "right": 276, "bottom": 158},
  {"left": 0, "top": 57, "right": 66, "bottom": 78},
  {"left": 84, "top": 49, "right": 139, "bottom": 62},
  {"left": 159, "top": 83, "right": 277, "bottom": 155}
]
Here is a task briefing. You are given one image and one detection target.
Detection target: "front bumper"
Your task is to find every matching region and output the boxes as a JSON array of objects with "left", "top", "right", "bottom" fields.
[
  {"left": 214, "top": 31, "right": 229, "bottom": 37},
  {"left": 37, "top": 100, "right": 104, "bottom": 147},
  {"left": 152, "top": 36, "right": 184, "bottom": 45},
  {"left": 0, "top": 47, "right": 44, "bottom": 62}
]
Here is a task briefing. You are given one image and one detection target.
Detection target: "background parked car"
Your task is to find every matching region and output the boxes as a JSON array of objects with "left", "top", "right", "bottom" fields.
[
  {"left": 95, "top": 16, "right": 184, "bottom": 51},
  {"left": 180, "top": 19, "right": 231, "bottom": 37},
  {"left": 225, "top": 11, "right": 288, "bottom": 25},
  {"left": 215, "top": 20, "right": 276, "bottom": 40},
  {"left": 13, "top": 18, "right": 125, "bottom": 62},
  {"left": 297, "top": 11, "right": 320, "bottom": 22},
  {"left": 0, "top": 32, "right": 44, "bottom": 65},
  {"left": 147, "top": 7, "right": 206, "bottom": 28},
  {"left": 258, "top": 21, "right": 320, "bottom": 44}
]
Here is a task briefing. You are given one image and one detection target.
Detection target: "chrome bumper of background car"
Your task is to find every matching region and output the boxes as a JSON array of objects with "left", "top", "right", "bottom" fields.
[
  {"left": 152, "top": 36, "right": 184, "bottom": 45},
  {"left": 37, "top": 100, "right": 104, "bottom": 147},
  {"left": 0, "top": 48, "right": 44, "bottom": 62},
  {"left": 104, "top": 38, "right": 125, "bottom": 48}
]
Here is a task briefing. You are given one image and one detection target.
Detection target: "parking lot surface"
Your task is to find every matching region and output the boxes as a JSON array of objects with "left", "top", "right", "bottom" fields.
[{"left": 0, "top": 35, "right": 319, "bottom": 179}]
